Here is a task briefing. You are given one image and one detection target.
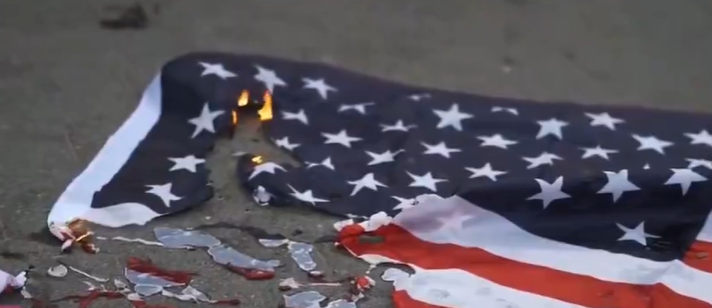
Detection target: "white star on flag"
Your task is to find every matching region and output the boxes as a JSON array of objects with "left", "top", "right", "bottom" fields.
[
  {"left": 307, "top": 157, "right": 335, "bottom": 170},
  {"left": 432, "top": 104, "right": 473, "bottom": 131},
  {"left": 303, "top": 78, "right": 337, "bottom": 99},
  {"left": 392, "top": 196, "right": 415, "bottom": 204},
  {"left": 188, "top": 103, "right": 225, "bottom": 138},
  {"left": 408, "top": 93, "right": 430, "bottom": 101},
  {"left": 478, "top": 134, "right": 517, "bottom": 149},
  {"left": 580, "top": 145, "right": 618, "bottom": 160},
  {"left": 527, "top": 176, "right": 570, "bottom": 209},
  {"left": 254, "top": 65, "right": 286, "bottom": 92},
  {"left": 348, "top": 173, "right": 387, "bottom": 196},
  {"left": 249, "top": 162, "right": 287, "bottom": 180},
  {"left": 392, "top": 196, "right": 416, "bottom": 210},
  {"left": 365, "top": 149, "right": 403, "bottom": 166},
  {"left": 536, "top": 118, "right": 568, "bottom": 139},
  {"left": 664, "top": 168, "right": 707, "bottom": 195},
  {"left": 522, "top": 152, "right": 562, "bottom": 169},
  {"left": 380, "top": 120, "right": 415, "bottom": 132},
  {"left": 274, "top": 136, "right": 301, "bottom": 151},
  {"left": 338, "top": 102, "right": 374, "bottom": 115},
  {"left": 632, "top": 134, "right": 673, "bottom": 154},
  {"left": 288, "top": 185, "right": 328, "bottom": 205},
  {"left": 616, "top": 222, "right": 659, "bottom": 246},
  {"left": 282, "top": 109, "right": 309, "bottom": 125},
  {"left": 199, "top": 62, "right": 236, "bottom": 79},
  {"left": 421, "top": 141, "right": 461, "bottom": 158},
  {"left": 168, "top": 155, "right": 205, "bottom": 173},
  {"left": 406, "top": 171, "right": 447, "bottom": 192},
  {"left": 597, "top": 170, "right": 640, "bottom": 202},
  {"left": 322, "top": 130, "right": 362, "bottom": 148},
  {"left": 585, "top": 112, "right": 624, "bottom": 130},
  {"left": 491, "top": 106, "right": 518, "bottom": 115},
  {"left": 465, "top": 163, "right": 506, "bottom": 181},
  {"left": 687, "top": 158, "right": 712, "bottom": 170},
  {"left": 146, "top": 183, "right": 181, "bottom": 207},
  {"left": 684, "top": 130, "right": 712, "bottom": 148}
]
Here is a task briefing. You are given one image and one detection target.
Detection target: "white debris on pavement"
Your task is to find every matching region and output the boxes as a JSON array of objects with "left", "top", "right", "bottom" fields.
[
  {"left": 283, "top": 290, "right": 360, "bottom": 308},
  {"left": 278, "top": 277, "right": 341, "bottom": 291},
  {"left": 258, "top": 238, "right": 320, "bottom": 273},
  {"left": 333, "top": 211, "right": 393, "bottom": 233},
  {"left": 47, "top": 264, "right": 68, "bottom": 278},
  {"left": 61, "top": 263, "right": 109, "bottom": 282},
  {"left": 154, "top": 227, "right": 221, "bottom": 249},
  {"left": 96, "top": 235, "right": 165, "bottom": 247}
]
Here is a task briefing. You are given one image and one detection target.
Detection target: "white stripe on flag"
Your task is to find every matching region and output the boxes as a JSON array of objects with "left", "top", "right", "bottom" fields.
[
  {"left": 377, "top": 264, "right": 591, "bottom": 308},
  {"left": 47, "top": 73, "right": 164, "bottom": 228}
]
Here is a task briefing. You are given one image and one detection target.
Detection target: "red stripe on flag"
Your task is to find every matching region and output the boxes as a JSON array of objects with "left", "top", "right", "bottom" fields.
[
  {"left": 684, "top": 240, "right": 712, "bottom": 274},
  {"left": 339, "top": 224, "right": 712, "bottom": 308}
]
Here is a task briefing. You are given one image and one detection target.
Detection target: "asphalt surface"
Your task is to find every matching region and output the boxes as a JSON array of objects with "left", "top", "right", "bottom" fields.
[{"left": 2, "top": 0, "right": 712, "bottom": 307}]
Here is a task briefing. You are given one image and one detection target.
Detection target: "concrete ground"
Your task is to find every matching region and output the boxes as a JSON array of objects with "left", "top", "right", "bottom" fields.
[{"left": 2, "top": 0, "right": 712, "bottom": 307}]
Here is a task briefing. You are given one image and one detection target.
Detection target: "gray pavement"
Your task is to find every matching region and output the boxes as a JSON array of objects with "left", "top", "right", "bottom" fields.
[{"left": 2, "top": 0, "right": 712, "bottom": 307}]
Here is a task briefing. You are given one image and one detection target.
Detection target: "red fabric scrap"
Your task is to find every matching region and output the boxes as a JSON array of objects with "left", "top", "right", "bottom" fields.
[
  {"left": 223, "top": 264, "right": 274, "bottom": 280},
  {"left": 126, "top": 257, "right": 196, "bottom": 285}
]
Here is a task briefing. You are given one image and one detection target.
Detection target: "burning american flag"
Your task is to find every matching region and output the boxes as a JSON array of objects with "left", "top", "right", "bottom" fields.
[{"left": 48, "top": 52, "right": 712, "bottom": 307}]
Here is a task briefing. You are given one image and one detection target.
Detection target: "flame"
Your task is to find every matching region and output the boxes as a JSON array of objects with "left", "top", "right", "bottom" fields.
[
  {"left": 232, "top": 110, "right": 238, "bottom": 125},
  {"left": 252, "top": 156, "right": 264, "bottom": 164},
  {"left": 238, "top": 90, "right": 249, "bottom": 107},
  {"left": 66, "top": 218, "right": 99, "bottom": 253},
  {"left": 258, "top": 90, "right": 273, "bottom": 121}
]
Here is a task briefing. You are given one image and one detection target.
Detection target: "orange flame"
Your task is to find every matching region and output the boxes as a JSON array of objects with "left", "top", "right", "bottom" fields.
[
  {"left": 258, "top": 90, "right": 273, "bottom": 121},
  {"left": 232, "top": 110, "right": 238, "bottom": 125},
  {"left": 252, "top": 155, "right": 264, "bottom": 164},
  {"left": 67, "top": 218, "right": 99, "bottom": 253},
  {"left": 238, "top": 90, "right": 249, "bottom": 107}
]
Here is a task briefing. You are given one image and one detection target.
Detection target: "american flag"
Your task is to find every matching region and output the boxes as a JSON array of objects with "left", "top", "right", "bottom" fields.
[{"left": 48, "top": 52, "right": 712, "bottom": 307}]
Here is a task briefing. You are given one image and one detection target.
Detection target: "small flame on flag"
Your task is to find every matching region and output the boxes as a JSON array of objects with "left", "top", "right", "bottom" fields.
[
  {"left": 232, "top": 110, "right": 238, "bottom": 126},
  {"left": 49, "top": 218, "right": 99, "bottom": 254},
  {"left": 252, "top": 155, "right": 264, "bottom": 164},
  {"left": 238, "top": 90, "right": 249, "bottom": 107},
  {"left": 258, "top": 90, "right": 273, "bottom": 121}
]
